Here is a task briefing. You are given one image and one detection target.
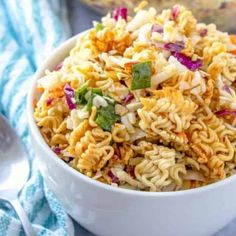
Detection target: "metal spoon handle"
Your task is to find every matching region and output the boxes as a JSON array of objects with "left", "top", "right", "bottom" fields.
[{"left": 10, "top": 199, "right": 36, "bottom": 236}]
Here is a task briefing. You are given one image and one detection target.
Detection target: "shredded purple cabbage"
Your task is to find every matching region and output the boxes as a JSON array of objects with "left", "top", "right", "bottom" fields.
[
  {"left": 173, "top": 52, "right": 203, "bottom": 71},
  {"left": 222, "top": 84, "right": 232, "bottom": 95},
  {"left": 151, "top": 24, "right": 163, "bottom": 34},
  {"left": 46, "top": 97, "right": 54, "bottom": 106},
  {"left": 215, "top": 109, "right": 236, "bottom": 117},
  {"left": 123, "top": 93, "right": 135, "bottom": 104},
  {"left": 171, "top": 5, "right": 179, "bottom": 21},
  {"left": 200, "top": 29, "right": 208, "bottom": 37},
  {"left": 55, "top": 62, "right": 63, "bottom": 71},
  {"left": 108, "top": 170, "right": 119, "bottom": 183},
  {"left": 64, "top": 83, "right": 76, "bottom": 110},
  {"left": 154, "top": 42, "right": 165, "bottom": 50},
  {"left": 113, "top": 7, "right": 128, "bottom": 21},
  {"left": 163, "top": 41, "right": 185, "bottom": 52},
  {"left": 54, "top": 147, "right": 61, "bottom": 155}
]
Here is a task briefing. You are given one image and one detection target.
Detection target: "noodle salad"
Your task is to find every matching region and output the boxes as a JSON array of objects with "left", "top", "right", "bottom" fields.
[{"left": 34, "top": 2, "right": 236, "bottom": 191}]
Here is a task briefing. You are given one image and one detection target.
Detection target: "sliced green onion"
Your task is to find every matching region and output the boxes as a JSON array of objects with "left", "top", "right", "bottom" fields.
[
  {"left": 131, "top": 61, "right": 152, "bottom": 90},
  {"left": 96, "top": 22, "right": 104, "bottom": 31},
  {"left": 91, "top": 88, "right": 102, "bottom": 96},
  {"left": 86, "top": 88, "right": 103, "bottom": 112},
  {"left": 95, "top": 102, "right": 120, "bottom": 131},
  {"left": 75, "top": 84, "right": 88, "bottom": 105},
  {"left": 86, "top": 96, "right": 93, "bottom": 112},
  {"left": 75, "top": 85, "right": 119, "bottom": 131},
  {"left": 103, "top": 95, "right": 115, "bottom": 103}
]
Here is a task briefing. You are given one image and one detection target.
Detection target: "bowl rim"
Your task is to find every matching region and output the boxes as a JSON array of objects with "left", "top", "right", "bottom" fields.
[{"left": 27, "top": 31, "right": 236, "bottom": 197}]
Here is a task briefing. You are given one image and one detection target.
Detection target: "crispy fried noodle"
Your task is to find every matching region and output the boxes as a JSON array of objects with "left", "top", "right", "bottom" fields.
[{"left": 34, "top": 2, "right": 236, "bottom": 192}]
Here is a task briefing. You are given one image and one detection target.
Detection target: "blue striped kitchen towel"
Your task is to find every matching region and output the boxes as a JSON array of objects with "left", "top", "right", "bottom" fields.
[{"left": 0, "top": 0, "right": 74, "bottom": 235}]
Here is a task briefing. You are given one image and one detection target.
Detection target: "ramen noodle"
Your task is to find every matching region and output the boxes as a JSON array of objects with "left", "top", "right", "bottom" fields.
[{"left": 34, "top": 3, "right": 236, "bottom": 191}]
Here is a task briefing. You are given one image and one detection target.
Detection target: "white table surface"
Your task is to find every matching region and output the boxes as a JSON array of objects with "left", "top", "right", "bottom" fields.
[{"left": 67, "top": 1, "right": 236, "bottom": 235}]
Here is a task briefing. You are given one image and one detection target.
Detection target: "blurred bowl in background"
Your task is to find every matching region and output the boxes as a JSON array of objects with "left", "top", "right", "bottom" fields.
[{"left": 79, "top": 0, "right": 236, "bottom": 32}]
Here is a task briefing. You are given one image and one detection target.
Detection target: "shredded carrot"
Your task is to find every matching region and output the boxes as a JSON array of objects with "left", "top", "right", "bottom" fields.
[
  {"left": 33, "top": 99, "right": 37, "bottom": 108},
  {"left": 124, "top": 61, "right": 139, "bottom": 68},
  {"left": 230, "top": 35, "right": 236, "bottom": 44},
  {"left": 177, "top": 132, "right": 187, "bottom": 140},
  {"left": 229, "top": 35, "right": 236, "bottom": 55},
  {"left": 71, "top": 80, "right": 79, "bottom": 89},
  {"left": 49, "top": 87, "right": 64, "bottom": 98},
  {"left": 230, "top": 50, "right": 236, "bottom": 55},
  {"left": 37, "top": 86, "right": 44, "bottom": 93}
]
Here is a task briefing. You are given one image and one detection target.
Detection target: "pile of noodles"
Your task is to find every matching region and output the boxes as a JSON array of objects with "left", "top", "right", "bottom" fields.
[{"left": 34, "top": 2, "right": 236, "bottom": 191}]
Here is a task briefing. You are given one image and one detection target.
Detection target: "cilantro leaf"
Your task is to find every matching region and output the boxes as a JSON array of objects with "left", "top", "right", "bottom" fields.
[{"left": 131, "top": 61, "right": 152, "bottom": 90}]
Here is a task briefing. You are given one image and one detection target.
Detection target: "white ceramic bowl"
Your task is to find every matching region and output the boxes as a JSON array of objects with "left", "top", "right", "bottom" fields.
[{"left": 27, "top": 32, "right": 236, "bottom": 236}]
